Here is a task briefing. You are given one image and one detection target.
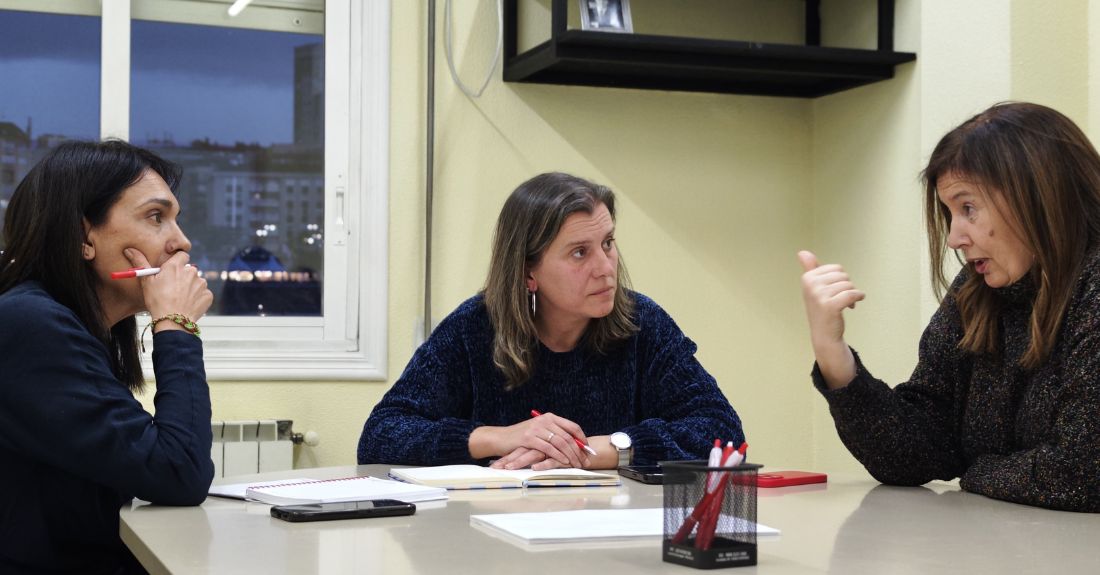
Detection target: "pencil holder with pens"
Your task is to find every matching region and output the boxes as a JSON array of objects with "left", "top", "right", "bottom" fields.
[{"left": 661, "top": 461, "right": 762, "bottom": 569}]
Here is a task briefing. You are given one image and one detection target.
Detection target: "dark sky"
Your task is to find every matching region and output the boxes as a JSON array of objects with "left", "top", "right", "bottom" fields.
[{"left": 0, "top": 9, "right": 321, "bottom": 146}]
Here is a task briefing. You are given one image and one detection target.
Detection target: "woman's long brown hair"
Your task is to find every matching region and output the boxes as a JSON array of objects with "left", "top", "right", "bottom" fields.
[{"left": 923, "top": 102, "right": 1100, "bottom": 368}]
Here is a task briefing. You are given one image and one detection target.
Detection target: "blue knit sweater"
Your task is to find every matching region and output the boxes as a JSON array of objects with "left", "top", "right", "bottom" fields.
[
  {"left": 0, "top": 282, "right": 213, "bottom": 573},
  {"left": 358, "top": 292, "right": 743, "bottom": 466}
]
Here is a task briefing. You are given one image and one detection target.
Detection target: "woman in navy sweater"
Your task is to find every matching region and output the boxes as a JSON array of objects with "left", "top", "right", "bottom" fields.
[
  {"left": 0, "top": 141, "right": 214, "bottom": 573},
  {"left": 359, "top": 172, "right": 742, "bottom": 470}
]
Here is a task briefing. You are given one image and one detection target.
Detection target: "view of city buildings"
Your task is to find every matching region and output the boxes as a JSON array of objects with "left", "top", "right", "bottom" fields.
[{"left": 0, "top": 17, "right": 324, "bottom": 316}]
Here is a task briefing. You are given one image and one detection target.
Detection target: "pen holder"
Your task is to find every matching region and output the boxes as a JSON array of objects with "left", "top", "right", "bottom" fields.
[{"left": 661, "top": 461, "right": 762, "bottom": 569}]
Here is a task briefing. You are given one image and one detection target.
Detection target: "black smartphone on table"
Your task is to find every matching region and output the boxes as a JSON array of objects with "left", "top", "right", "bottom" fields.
[
  {"left": 271, "top": 499, "right": 416, "bottom": 522},
  {"left": 618, "top": 465, "right": 664, "bottom": 484}
]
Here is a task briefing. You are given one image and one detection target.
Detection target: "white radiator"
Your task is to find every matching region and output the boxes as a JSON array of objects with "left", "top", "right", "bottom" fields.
[{"left": 210, "top": 419, "right": 297, "bottom": 478}]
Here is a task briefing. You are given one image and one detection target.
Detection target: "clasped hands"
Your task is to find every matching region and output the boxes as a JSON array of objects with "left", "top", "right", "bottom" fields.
[{"left": 475, "top": 412, "right": 615, "bottom": 471}]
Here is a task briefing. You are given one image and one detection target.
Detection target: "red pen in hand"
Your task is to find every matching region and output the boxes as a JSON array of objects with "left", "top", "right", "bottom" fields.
[
  {"left": 110, "top": 267, "right": 161, "bottom": 280},
  {"left": 529, "top": 410, "right": 598, "bottom": 456}
]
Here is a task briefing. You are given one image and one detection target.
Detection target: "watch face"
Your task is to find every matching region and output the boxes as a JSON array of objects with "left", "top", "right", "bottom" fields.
[{"left": 610, "top": 432, "right": 631, "bottom": 449}]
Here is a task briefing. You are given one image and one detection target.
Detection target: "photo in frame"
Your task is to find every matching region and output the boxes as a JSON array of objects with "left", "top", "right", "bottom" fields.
[{"left": 579, "top": 0, "right": 633, "bottom": 33}]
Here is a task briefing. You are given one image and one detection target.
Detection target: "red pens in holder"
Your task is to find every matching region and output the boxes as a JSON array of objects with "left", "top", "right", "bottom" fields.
[
  {"left": 662, "top": 441, "right": 759, "bottom": 569},
  {"left": 697, "top": 443, "right": 746, "bottom": 550},
  {"left": 670, "top": 440, "right": 726, "bottom": 545}
]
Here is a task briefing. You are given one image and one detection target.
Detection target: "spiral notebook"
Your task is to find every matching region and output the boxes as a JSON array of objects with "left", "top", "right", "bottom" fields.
[
  {"left": 389, "top": 465, "right": 620, "bottom": 490},
  {"left": 241, "top": 476, "right": 449, "bottom": 505}
]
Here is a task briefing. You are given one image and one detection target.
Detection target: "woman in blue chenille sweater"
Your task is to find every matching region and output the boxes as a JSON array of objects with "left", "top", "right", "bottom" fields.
[
  {"left": 0, "top": 141, "right": 214, "bottom": 573},
  {"left": 359, "top": 172, "right": 743, "bottom": 470}
]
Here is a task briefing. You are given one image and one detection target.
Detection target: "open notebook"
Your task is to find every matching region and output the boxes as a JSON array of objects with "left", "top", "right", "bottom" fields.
[
  {"left": 389, "top": 464, "right": 621, "bottom": 490},
  {"left": 241, "top": 476, "right": 449, "bottom": 506}
]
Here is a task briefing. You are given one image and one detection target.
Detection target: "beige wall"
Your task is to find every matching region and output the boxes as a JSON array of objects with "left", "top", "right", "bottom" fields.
[{"left": 142, "top": 0, "right": 1098, "bottom": 472}]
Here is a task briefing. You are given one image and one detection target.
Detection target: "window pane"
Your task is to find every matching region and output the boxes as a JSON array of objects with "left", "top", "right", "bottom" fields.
[
  {"left": 0, "top": 9, "right": 100, "bottom": 251},
  {"left": 131, "top": 20, "right": 324, "bottom": 317}
]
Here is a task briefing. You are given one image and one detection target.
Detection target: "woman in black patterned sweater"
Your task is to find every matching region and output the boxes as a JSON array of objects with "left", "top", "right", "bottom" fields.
[{"left": 798, "top": 102, "right": 1100, "bottom": 512}]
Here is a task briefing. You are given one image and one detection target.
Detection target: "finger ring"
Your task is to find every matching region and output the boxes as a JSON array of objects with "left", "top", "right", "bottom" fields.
[{"left": 547, "top": 432, "right": 555, "bottom": 442}]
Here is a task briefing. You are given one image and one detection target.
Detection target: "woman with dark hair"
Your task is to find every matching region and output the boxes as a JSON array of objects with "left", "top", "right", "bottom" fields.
[
  {"left": 798, "top": 102, "right": 1100, "bottom": 512},
  {"left": 0, "top": 140, "right": 215, "bottom": 572},
  {"left": 359, "top": 172, "right": 742, "bottom": 470}
]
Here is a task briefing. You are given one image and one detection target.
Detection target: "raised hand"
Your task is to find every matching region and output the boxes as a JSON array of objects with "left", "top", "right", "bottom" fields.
[{"left": 798, "top": 250, "right": 861, "bottom": 389}]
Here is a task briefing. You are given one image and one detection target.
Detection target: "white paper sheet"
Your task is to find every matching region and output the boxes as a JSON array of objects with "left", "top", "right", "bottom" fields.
[{"left": 470, "top": 508, "right": 779, "bottom": 544}]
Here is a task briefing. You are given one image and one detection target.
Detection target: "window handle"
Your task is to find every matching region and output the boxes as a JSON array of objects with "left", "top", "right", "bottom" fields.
[{"left": 333, "top": 186, "right": 347, "bottom": 246}]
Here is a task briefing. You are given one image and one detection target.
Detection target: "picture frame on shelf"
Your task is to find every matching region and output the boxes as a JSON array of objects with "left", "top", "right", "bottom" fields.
[{"left": 579, "top": 0, "right": 633, "bottom": 33}]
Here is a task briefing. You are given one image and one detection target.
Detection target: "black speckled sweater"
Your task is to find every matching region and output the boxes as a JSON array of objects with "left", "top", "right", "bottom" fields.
[
  {"left": 358, "top": 292, "right": 743, "bottom": 466},
  {"left": 815, "top": 252, "right": 1100, "bottom": 512}
]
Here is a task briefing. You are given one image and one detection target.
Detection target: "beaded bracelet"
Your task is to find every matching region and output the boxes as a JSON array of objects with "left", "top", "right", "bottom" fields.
[{"left": 141, "top": 313, "right": 200, "bottom": 352}]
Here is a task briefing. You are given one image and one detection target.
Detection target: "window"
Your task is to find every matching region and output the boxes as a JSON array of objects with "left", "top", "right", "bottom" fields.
[
  {"left": 0, "top": 0, "right": 390, "bottom": 380},
  {"left": 133, "top": 19, "right": 325, "bottom": 318},
  {"left": 0, "top": 4, "right": 100, "bottom": 247}
]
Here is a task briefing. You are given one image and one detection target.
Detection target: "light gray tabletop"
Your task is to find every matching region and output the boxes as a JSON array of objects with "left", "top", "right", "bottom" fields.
[{"left": 120, "top": 465, "right": 1100, "bottom": 574}]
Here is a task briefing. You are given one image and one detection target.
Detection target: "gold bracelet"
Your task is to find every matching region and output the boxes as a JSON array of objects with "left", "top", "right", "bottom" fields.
[{"left": 140, "top": 313, "right": 200, "bottom": 352}]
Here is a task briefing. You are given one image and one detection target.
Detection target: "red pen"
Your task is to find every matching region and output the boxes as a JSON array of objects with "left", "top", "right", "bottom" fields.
[
  {"left": 697, "top": 442, "right": 748, "bottom": 550},
  {"left": 110, "top": 267, "right": 161, "bottom": 280},
  {"left": 671, "top": 439, "right": 723, "bottom": 544},
  {"left": 529, "top": 410, "right": 598, "bottom": 456}
]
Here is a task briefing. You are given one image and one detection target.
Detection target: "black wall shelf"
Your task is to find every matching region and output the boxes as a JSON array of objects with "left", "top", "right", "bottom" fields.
[{"left": 503, "top": 0, "right": 916, "bottom": 98}]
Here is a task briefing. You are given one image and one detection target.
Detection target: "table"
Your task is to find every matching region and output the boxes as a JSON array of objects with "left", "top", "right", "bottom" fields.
[{"left": 120, "top": 465, "right": 1100, "bottom": 574}]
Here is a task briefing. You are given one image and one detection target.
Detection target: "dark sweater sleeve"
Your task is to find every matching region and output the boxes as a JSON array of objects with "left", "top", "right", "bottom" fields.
[
  {"left": 959, "top": 285, "right": 1100, "bottom": 511},
  {"left": 357, "top": 313, "right": 482, "bottom": 465},
  {"left": 625, "top": 298, "right": 744, "bottom": 465},
  {"left": 813, "top": 299, "right": 970, "bottom": 486},
  {"left": 0, "top": 294, "right": 213, "bottom": 505}
]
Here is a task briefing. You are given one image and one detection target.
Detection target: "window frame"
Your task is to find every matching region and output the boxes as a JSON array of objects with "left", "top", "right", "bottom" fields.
[{"left": 1, "top": 0, "right": 389, "bottom": 380}]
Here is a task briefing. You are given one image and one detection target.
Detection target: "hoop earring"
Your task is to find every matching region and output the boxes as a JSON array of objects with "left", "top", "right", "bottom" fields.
[{"left": 528, "top": 290, "right": 537, "bottom": 317}]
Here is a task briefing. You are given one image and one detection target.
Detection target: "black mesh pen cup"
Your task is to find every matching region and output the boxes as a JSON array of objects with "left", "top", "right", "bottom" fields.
[{"left": 662, "top": 461, "right": 762, "bottom": 569}]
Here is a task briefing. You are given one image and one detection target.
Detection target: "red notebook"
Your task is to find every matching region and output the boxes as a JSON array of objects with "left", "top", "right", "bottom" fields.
[{"left": 756, "top": 471, "right": 827, "bottom": 488}]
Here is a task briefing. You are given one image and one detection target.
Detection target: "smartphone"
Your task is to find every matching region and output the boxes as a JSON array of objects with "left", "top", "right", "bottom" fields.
[
  {"left": 271, "top": 499, "right": 416, "bottom": 522},
  {"left": 618, "top": 465, "right": 664, "bottom": 484},
  {"left": 756, "top": 471, "right": 827, "bottom": 488}
]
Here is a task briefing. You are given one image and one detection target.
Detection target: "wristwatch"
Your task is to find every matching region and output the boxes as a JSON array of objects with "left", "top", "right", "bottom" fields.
[{"left": 610, "top": 431, "right": 633, "bottom": 468}]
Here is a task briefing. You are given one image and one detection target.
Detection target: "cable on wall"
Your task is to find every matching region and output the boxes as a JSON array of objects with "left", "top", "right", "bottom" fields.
[
  {"left": 425, "top": 0, "right": 437, "bottom": 340},
  {"left": 443, "top": 0, "right": 503, "bottom": 99},
  {"left": 425, "top": 0, "right": 503, "bottom": 340}
]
